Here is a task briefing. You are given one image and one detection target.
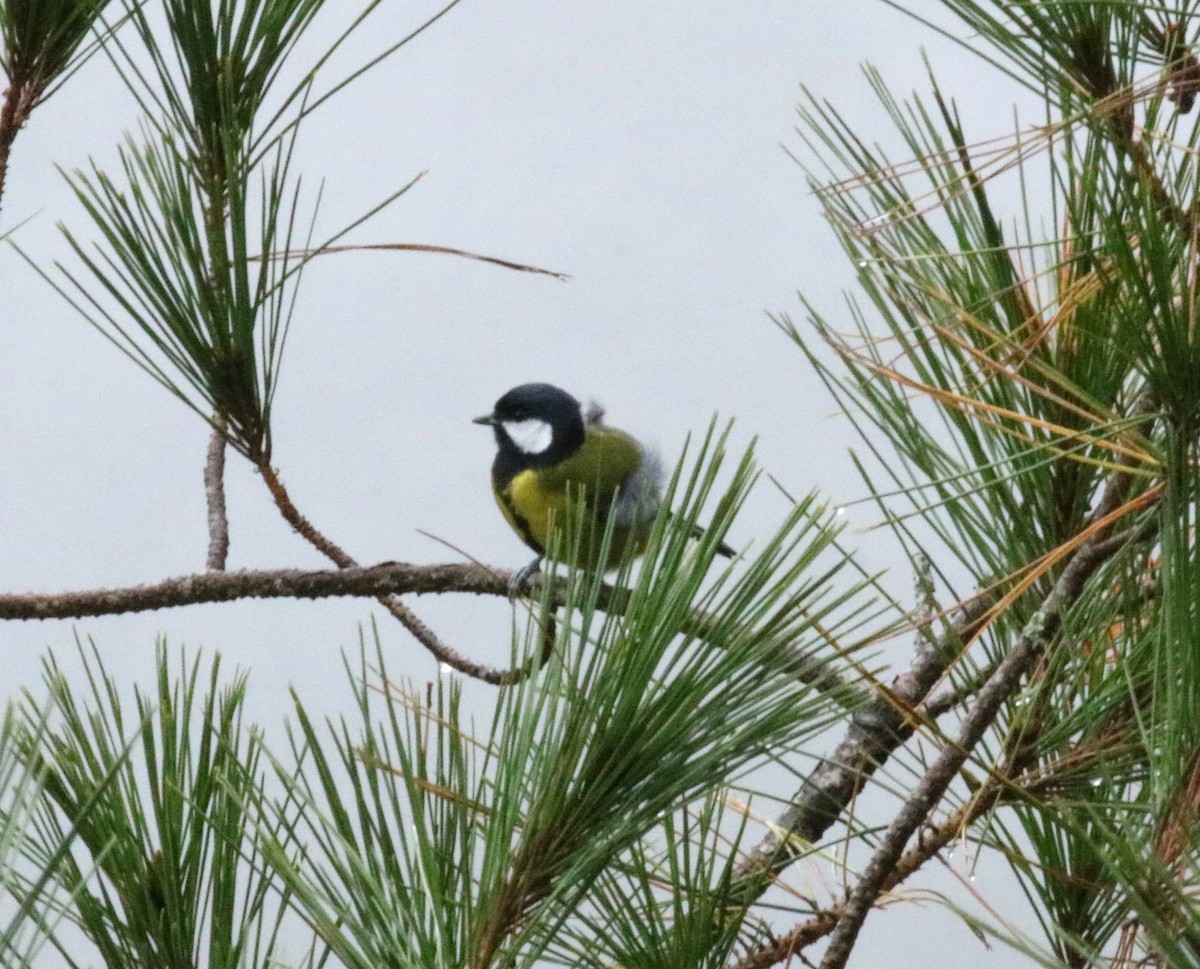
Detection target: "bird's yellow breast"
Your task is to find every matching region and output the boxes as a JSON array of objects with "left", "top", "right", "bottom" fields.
[{"left": 499, "top": 468, "right": 564, "bottom": 551}]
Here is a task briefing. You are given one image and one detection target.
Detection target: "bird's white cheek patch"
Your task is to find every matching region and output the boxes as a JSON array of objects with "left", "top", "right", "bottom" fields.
[{"left": 503, "top": 419, "right": 553, "bottom": 454}]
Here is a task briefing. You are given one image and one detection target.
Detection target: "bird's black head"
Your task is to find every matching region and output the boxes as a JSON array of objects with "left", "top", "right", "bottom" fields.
[{"left": 473, "top": 382, "right": 586, "bottom": 469}]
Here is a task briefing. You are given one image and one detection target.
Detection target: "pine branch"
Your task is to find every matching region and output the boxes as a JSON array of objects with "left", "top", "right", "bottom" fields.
[
  {"left": 735, "top": 643, "right": 1123, "bottom": 969},
  {"left": 0, "top": 74, "right": 34, "bottom": 212},
  {"left": 733, "top": 588, "right": 994, "bottom": 889},
  {"left": 818, "top": 500, "right": 1158, "bottom": 969},
  {"left": 0, "top": 562, "right": 504, "bottom": 618},
  {"left": 729, "top": 394, "right": 1159, "bottom": 940},
  {"left": 732, "top": 763, "right": 1014, "bottom": 969}
]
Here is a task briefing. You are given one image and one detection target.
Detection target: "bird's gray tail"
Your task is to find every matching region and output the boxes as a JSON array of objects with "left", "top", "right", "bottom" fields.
[{"left": 686, "top": 521, "right": 736, "bottom": 558}]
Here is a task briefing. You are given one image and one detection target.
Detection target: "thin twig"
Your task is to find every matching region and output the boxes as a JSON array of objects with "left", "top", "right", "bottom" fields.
[
  {"left": 251, "top": 242, "right": 570, "bottom": 280},
  {"left": 922, "top": 662, "right": 997, "bottom": 718},
  {"left": 204, "top": 418, "right": 229, "bottom": 570},
  {"left": 911, "top": 552, "right": 938, "bottom": 664},
  {"left": 258, "top": 462, "right": 355, "bottom": 568},
  {"left": 818, "top": 503, "right": 1157, "bottom": 969},
  {"left": 257, "top": 462, "right": 519, "bottom": 681}
]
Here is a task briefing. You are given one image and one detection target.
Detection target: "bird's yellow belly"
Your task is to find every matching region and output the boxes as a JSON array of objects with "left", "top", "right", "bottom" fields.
[{"left": 498, "top": 469, "right": 650, "bottom": 571}]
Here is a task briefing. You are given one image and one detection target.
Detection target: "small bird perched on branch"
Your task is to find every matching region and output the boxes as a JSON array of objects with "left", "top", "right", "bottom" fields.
[{"left": 474, "top": 382, "right": 734, "bottom": 590}]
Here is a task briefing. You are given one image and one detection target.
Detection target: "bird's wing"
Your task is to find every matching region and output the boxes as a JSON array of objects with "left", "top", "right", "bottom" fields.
[{"left": 538, "top": 425, "right": 658, "bottom": 523}]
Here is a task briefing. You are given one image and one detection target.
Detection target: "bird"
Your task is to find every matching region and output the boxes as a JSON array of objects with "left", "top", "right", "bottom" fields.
[{"left": 473, "top": 382, "right": 733, "bottom": 589}]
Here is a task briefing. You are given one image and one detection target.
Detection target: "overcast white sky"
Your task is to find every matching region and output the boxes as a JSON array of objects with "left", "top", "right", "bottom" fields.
[{"left": 2, "top": 2, "right": 1046, "bottom": 965}]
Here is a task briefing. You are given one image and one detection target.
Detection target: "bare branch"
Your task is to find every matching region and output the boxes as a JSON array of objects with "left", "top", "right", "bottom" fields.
[
  {"left": 0, "top": 559, "right": 525, "bottom": 683},
  {"left": 204, "top": 419, "right": 229, "bottom": 570},
  {"left": 0, "top": 562, "right": 505, "bottom": 620},
  {"left": 735, "top": 715, "right": 1147, "bottom": 969},
  {"left": 922, "top": 663, "right": 996, "bottom": 718}
]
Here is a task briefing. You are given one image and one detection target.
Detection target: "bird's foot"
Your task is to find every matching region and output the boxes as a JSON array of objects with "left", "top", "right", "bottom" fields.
[{"left": 508, "top": 557, "right": 544, "bottom": 598}]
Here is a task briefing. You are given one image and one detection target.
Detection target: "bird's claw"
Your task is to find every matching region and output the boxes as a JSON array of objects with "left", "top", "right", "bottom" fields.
[{"left": 508, "top": 558, "right": 543, "bottom": 598}]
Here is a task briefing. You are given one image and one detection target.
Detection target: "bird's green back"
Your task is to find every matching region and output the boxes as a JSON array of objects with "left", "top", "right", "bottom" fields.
[{"left": 539, "top": 424, "right": 644, "bottom": 503}]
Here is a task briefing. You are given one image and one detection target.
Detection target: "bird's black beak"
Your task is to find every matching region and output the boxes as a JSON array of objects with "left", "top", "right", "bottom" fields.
[{"left": 472, "top": 413, "right": 499, "bottom": 427}]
